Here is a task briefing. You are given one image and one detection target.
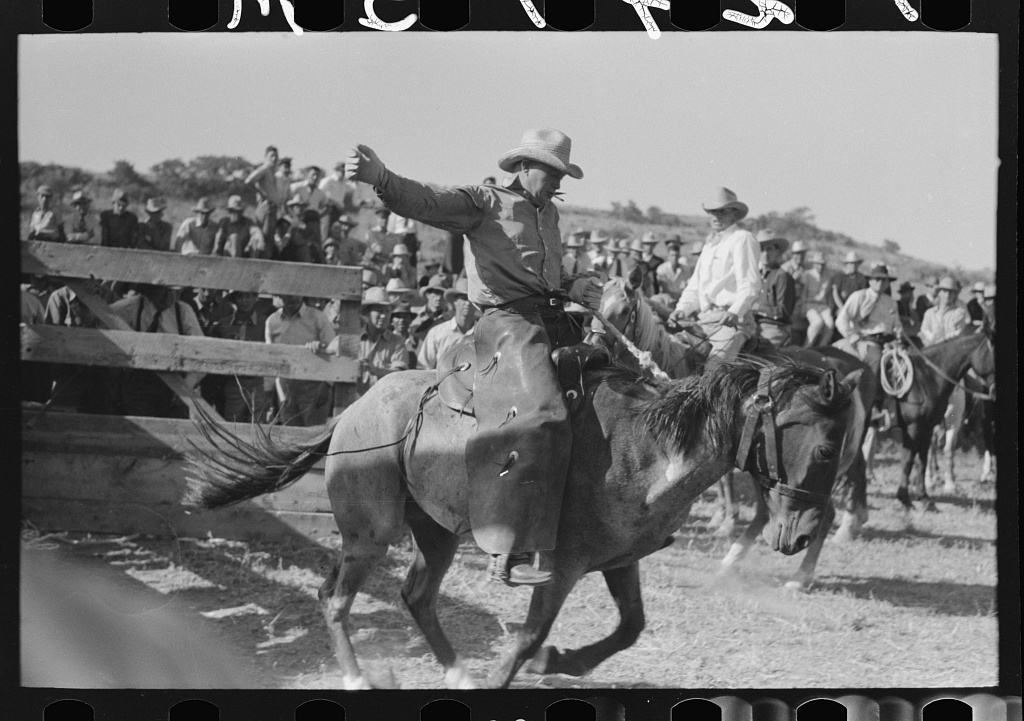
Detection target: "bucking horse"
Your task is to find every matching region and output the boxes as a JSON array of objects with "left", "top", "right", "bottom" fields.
[{"left": 184, "top": 351, "right": 858, "bottom": 688}]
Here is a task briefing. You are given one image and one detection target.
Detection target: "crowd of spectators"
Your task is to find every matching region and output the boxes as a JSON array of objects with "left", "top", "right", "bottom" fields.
[{"left": 21, "top": 162, "right": 995, "bottom": 426}]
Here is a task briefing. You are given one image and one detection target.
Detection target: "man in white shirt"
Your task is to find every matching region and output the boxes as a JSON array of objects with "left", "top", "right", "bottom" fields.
[
  {"left": 919, "top": 276, "right": 969, "bottom": 347},
  {"left": 669, "top": 188, "right": 761, "bottom": 367}
]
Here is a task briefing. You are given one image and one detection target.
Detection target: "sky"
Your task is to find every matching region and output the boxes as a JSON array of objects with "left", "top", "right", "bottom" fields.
[{"left": 18, "top": 31, "right": 999, "bottom": 270}]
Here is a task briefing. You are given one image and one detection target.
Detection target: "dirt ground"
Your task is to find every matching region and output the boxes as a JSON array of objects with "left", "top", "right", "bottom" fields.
[{"left": 21, "top": 440, "right": 1000, "bottom": 691}]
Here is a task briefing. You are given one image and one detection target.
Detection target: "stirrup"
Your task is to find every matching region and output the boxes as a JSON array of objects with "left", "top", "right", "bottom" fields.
[{"left": 490, "top": 552, "right": 553, "bottom": 587}]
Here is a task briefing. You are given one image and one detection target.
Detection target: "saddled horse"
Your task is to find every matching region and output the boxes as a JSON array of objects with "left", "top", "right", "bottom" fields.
[
  {"left": 888, "top": 323, "right": 995, "bottom": 509},
  {"left": 184, "top": 355, "right": 859, "bottom": 688},
  {"left": 595, "top": 276, "right": 873, "bottom": 591}
]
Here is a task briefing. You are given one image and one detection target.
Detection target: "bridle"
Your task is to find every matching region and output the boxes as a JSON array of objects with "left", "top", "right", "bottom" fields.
[{"left": 734, "top": 367, "right": 833, "bottom": 509}]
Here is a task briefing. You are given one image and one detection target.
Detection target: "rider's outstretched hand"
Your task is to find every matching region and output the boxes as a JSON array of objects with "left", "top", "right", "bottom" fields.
[{"left": 345, "top": 145, "right": 387, "bottom": 187}]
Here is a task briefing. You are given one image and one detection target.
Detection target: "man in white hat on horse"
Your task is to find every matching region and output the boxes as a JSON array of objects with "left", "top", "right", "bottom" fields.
[
  {"left": 345, "top": 128, "right": 603, "bottom": 587},
  {"left": 669, "top": 188, "right": 761, "bottom": 366},
  {"left": 919, "top": 276, "right": 969, "bottom": 347}
]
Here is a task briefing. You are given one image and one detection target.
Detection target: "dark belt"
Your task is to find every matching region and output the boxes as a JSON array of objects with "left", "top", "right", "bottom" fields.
[{"left": 487, "top": 295, "right": 566, "bottom": 316}]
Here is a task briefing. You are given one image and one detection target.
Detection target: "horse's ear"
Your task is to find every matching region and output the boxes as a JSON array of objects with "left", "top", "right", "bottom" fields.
[
  {"left": 840, "top": 368, "right": 863, "bottom": 396},
  {"left": 819, "top": 368, "right": 839, "bottom": 402}
]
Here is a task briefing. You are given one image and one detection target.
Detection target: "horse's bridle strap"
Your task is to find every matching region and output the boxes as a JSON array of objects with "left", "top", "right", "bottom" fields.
[{"left": 736, "top": 368, "right": 780, "bottom": 482}]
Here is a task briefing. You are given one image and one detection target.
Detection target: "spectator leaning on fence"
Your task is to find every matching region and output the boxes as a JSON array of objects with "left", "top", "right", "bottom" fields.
[
  {"left": 208, "top": 290, "right": 274, "bottom": 422},
  {"left": 277, "top": 195, "right": 323, "bottom": 264},
  {"left": 174, "top": 197, "right": 218, "bottom": 255},
  {"left": 416, "top": 278, "right": 478, "bottom": 371},
  {"left": 99, "top": 189, "right": 139, "bottom": 248},
  {"left": 323, "top": 215, "right": 365, "bottom": 267},
  {"left": 347, "top": 286, "right": 409, "bottom": 398},
  {"left": 214, "top": 195, "right": 266, "bottom": 259},
  {"left": 409, "top": 274, "right": 450, "bottom": 345},
  {"left": 65, "top": 191, "right": 97, "bottom": 245},
  {"left": 265, "top": 294, "right": 336, "bottom": 427},
  {"left": 136, "top": 198, "right": 173, "bottom": 252},
  {"left": 28, "top": 185, "right": 65, "bottom": 242}
]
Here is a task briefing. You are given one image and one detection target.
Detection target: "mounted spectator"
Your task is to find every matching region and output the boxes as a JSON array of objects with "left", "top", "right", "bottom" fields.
[
  {"left": 65, "top": 191, "right": 97, "bottom": 245},
  {"left": 915, "top": 274, "right": 939, "bottom": 319},
  {"left": 409, "top": 274, "right": 450, "bottom": 345},
  {"left": 213, "top": 195, "right": 266, "bottom": 259},
  {"left": 896, "top": 280, "right": 922, "bottom": 346},
  {"left": 136, "top": 198, "right": 173, "bottom": 252},
  {"left": 803, "top": 251, "right": 836, "bottom": 347},
  {"left": 208, "top": 290, "right": 274, "bottom": 422},
  {"left": 174, "top": 197, "right": 218, "bottom": 255},
  {"left": 28, "top": 185, "right": 66, "bottom": 242},
  {"left": 919, "top": 276, "right": 969, "bottom": 347},
  {"left": 99, "top": 188, "right": 138, "bottom": 248},
  {"left": 276, "top": 195, "right": 323, "bottom": 264},
  {"left": 417, "top": 278, "right": 478, "bottom": 370},
  {"left": 244, "top": 145, "right": 290, "bottom": 249},
  {"left": 265, "top": 294, "right": 336, "bottom": 426},
  {"left": 110, "top": 283, "right": 205, "bottom": 418},
  {"left": 345, "top": 286, "right": 408, "bottom": 398},
  {"left": 382, "top": 243, "right": 417, "bottom": 291},
  {"left": 966, "top": 280, "right": 987, "bottom": 328},
  {"left": 752, "top": 230, "right": 797, "bottom": 348}
]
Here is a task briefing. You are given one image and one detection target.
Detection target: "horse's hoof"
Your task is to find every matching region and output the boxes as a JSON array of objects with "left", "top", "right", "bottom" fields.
[
  {"left": 896, "top": 488, "right": 913, "bottom": 510},
  {"left": 445, "top": 661, "right": 477, "bottom": 689},
  {"left": 832, "top": 526, "right": 855, "bottom": 545},
  {"left": 784, "top": 578, "right": 811, "bottom": 593},
  {"left": 526, "top": 645, "right": 557, "bottom": 675}
]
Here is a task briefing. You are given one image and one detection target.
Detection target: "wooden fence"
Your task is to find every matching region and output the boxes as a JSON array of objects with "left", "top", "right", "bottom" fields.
[{"left": 21, "top": 240, "right": 361, "bottom": 543}]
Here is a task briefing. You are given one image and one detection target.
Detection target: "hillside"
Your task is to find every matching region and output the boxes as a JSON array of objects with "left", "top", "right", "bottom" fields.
[{"left": 20, "top": 160, "right": 990, "bottom": 291}]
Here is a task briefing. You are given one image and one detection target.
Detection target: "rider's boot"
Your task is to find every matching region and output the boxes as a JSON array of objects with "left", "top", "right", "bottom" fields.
[{"left": 490, "top": 552, "right": 553, "bottom": 587}]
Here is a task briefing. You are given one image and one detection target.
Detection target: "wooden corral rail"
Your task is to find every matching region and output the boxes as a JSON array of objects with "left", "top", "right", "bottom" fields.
[{"left": 21, "top": 240, "right": 360, "bottom": 542}]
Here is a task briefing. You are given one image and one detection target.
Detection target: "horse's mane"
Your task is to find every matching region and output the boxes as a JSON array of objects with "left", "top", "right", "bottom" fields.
[{"left": 635, "top": 355, "right": 850, "bottom": 457}]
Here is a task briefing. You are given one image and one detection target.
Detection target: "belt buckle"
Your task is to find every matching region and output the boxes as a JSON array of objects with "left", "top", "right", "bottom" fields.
[{"left": 547, "top": 297, "right": 559, "bottom": 307}]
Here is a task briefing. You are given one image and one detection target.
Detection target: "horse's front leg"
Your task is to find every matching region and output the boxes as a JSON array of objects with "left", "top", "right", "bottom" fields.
[
  {"left": 526, "top": 563, "right": 645, "bottom": 678},
  {"left": 786, "top": 502, "right": 835, "bottom": 592},
  {"left": 711, "top": 472, "right": 740, "bottom": 537},
  {"left": 486, "top": 563, "right": 583, "bottom": 689},
  {"left": 719, "top": 485, "right": 768, "bottom": 574}
]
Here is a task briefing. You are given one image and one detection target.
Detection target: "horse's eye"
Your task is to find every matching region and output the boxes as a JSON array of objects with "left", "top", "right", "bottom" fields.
[{"left": 813, "top": 446, "right": 835, "bottom": 462}]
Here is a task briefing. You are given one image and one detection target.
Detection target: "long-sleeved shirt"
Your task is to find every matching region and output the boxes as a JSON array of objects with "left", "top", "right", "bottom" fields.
[
  {"left": 835, "top": 287, "right": 902, "bottom": 342},
  {"left": 265, "top": 304, "right": 336, "bottom": 348},
  {"left": 214, "top": 216, "right": 266, "bottom": 258},
  {"left": 754, "top": 265, "right": 797, "bottom": 325},
  {"left": 136, "top": 219, "right": 173, "bottom": 252},
  {"left": 374, "top": 171, "right": 572, "bottom": 307},
  {"left": 355, "top": 328, "right": 409, "bottom": 395},
  {"left": 655, "top": 260, "right": 691, "bottom": 301},
  {"left": 417, "top": 317, "right": 475, "bottom": 370},
  {"left": 174, "top": 216, "right": 219, "bottom": 255},
  {"left": 29, "top": 208, "right": 65, "bottom": 242},
  {"left": 674, "top": 224, "right": 761, "bottom": 318},
  {"left": 99, "top": 210, "right": 139, "bottom": 248},
  {"left": 110, "top": 295, "right": 205, "bottom": 337},
  {"left": 919, "top": 302, "right": 969, "bottom": 346},
  {"left": 561, "top": 251, "right": 592, "bottom": 276},
  {"left": 65, "top": 211, "right": 98, "bottom": 245}
]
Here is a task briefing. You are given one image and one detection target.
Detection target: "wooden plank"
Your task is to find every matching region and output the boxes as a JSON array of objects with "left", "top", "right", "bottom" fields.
[
  {"left": 21, "top": 410, "right": 331, "bottom": 458},
  {"left": 22, "top": 241, "right": 362, "bottom": 300},
  {"left": 22, "top": 497, "right": 340, "bottom": 544},
  {"left": 22, "top": 452, "right": 330, "bottom": 512},
  {"left": 22, "top": 324, "right": 360, "bottom": 383}
]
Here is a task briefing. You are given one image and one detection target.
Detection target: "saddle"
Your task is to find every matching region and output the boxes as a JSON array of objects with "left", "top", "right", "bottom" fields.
[{"left": 435, "top": 337, "right": 611, "bottom": 416}]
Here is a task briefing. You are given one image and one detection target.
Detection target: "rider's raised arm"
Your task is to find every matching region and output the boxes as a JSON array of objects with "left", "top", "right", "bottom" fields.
[{"left": 374, "top": 171, "right": 486, "bottom": 236}]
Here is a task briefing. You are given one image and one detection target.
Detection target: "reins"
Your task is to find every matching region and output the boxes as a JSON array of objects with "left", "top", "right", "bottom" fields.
[{"left": 901, "top": 332, "right": 996, "bottom": 401}]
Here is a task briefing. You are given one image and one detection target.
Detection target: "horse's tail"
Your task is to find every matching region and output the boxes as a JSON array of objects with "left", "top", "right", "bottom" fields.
[{"left": 181, "top": 403, "right": 339, "bottom": 510}]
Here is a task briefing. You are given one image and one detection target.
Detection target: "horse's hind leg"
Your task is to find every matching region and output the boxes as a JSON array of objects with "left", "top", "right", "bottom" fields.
[
  {"left": 527, "top": 562, "right": 645, "bottom": 678},
  {"left": 400, "top": 500, "right": 475, "bottom": 689}
]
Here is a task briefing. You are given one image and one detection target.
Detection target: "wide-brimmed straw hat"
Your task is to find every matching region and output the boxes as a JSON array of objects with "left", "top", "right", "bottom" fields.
[
  {"left": 842, "top": 251, "right": 864, "bottom": 265},
  {"left": 589, "top": 230, "right": 610, "bottom": 245},
  {"left": 192, "top": 197, "right": 214, "bottom": 213},
  {"left": 444, "top": 277, "right": 470, "bottom": 303},
  {"left": 807, "top": 251, "right": 826, "bottom": 265},
  {"left": 701, "top": 187, "right": 748, "bottom": 220},
  {"left": 756, "top": 229, "right": 790, "bottom": 252},
  {"left": 610, "top": 239, "right": 630, "bottom": 254},
  {"left": 936, "top": 276, "right": 962, "bottom": 292},
  {"left": 566, "top": 235, "right": 586, "bottom": 248},
  {"left": 628, "top": 238, "right": 645, "bottom": 253},
  {"left": 497, "top": 128, "right": 583, "bottom": 180},
  {"left": 570, "top": 226, "right": 588, "bottom": 237},
  {"left": 70, "top": 190, "right": 91, "bottom": 206},
  {"left": 422, "top": 274, "right": 450, "bottom": 294},
  {"left": 361, "top": 286, "right": 392, "bottom": 307},
  {"left": 865, "top": 263, "right": 897, "bottom": 281},
  {"left": 391, "top": 244, "right": 410, "bottom": 257},
  {"left": 385, "top": 277, "right": 415, "bottom": 296},
  {"left": 145, "top": 198, "right": 167, "bottom": 213},
  {"left": 663, "top": 233, "right": 684, "bottom": 248},
  {"left": 791, "top": 240, "right": 809, "bottom": 253},
  {"left": 640, "top": 231, "right": 660, "bottom": 245}
]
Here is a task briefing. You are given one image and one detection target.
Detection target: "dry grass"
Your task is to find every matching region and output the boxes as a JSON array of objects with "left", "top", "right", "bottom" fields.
[{"left": 42, "top": 441, "right": 998, "bottom": 690}]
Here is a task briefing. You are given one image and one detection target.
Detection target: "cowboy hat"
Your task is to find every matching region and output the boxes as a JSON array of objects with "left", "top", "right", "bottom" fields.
[
  {"left": 391, "top": 244, "right": 410, "bottom": 257},
  {"left": 897, "top": 281, "right": 915, "bottom": 293},
  {"left": 570, "top": 226, "right": 589, "bottom": 237},
  {"left": 111, "top": 188, "right": 128, "bottom": 202},
  {"left": 589, "top": 230, "right": 610, "bottom": 245},
  {"left": 566, "top": 235, "right": 586, "bottom": 248},
  {"left": 865, "top": 263, "right": 897, "bottom": 281},
  {"left": 983, "top": 283, "right": 996, "bottom": 299},
  {"left": 663, "top": 233, "right": 684, "bottom": 247},
  {"left": 336, "top": 213, "right": 357, "bottom": 227},
  {"left": 385, "top": 277, "right": 415, "bottom": 295},
  {"left": 628, "top": 238, "right": 645, "bottom": 253},
  {"left": 443, "top": 277, "right": 470, "bottom": 303},
  {"left": 790, "top": 240, "right": 809, "bottom": 254},
  {"left": 497, "top": 128, "right": 584, "bottom": 180},
  {"left": 145, "top": 198, "right": 167, "bottom": 213},
  {"left": 70, "top": 190, "right": 91, "bottom": 205},
  {"left": 936, "top": 276, "right": 962, "bottom": 292},
  {"left": 640, "top": 231, "right": 660, "bottom": 245},
  {"left": 755, "top": 229, "right": 790, "bottom": 252},
  {"left": 842, "top": 251, "right": 864, "bottom": 265},
  {"left": 422, "top": 274, "right": 451, "bottom": 294},
  {"left": 807, "top": 251, "right": 826, "bottom": 265},
  {"left": 192, "top": 197, "right": 214, "bottom": 213},
  {"left": 971, "top": 281, "right": 986, "bottom": 293},
  {"left": 361, "top": 267, "right": 380, "bottom": 285},
  {"left": 924, "top": 274, "right": 939, "bottom": 287},
  {"left": 361, "top": 286, "right": 392, "bottom": 307},
  {"left": 701, "top": 187, "right": 748, "bottom": 220},
  {"left": 226, "top": 195, "right": 245, "bottom": 211},
  {"left": 609, "top": 239, "right": 629, "bottom": 254}
]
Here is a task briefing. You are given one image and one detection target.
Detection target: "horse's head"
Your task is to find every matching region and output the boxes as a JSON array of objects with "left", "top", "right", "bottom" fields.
[
  {"left": 739, "top": 364, "right": 862, "bottom": 555},
  {"left": 971, "top": 320, "right": 996, "bottom": 381}
]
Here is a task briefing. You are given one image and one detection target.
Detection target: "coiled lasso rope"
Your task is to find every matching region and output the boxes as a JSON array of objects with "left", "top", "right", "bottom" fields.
[{"left": 880, "top": 342, "right": 914, "bottom": 397}]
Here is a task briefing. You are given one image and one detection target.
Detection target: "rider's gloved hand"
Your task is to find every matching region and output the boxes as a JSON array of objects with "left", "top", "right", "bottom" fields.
[
  {"left": 345, "top": 145, "right": 387, "bottom": 187},
  {"left": 569, "top": 276, "right": 604, "bottom": 311}
]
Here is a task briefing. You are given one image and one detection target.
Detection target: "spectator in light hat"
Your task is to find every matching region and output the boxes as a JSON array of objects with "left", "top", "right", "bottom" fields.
[
  {"left": 99, "top": 188, "right": 138, "bottom": 248},
  {"left": 587, "top": 229, "right": 612, "bottom": 271},
  {"left": 781, "top": 239, "right": 811, "bottom": 344},
  {"left": 966, "top": 280, "right": 987, "bottom": 327},
  {"left": 753, "top": 230, "right": 796, "bottom": 348},
  {"left": 385, "top": 276, "right": 416, "bottom": 304},
  {"left": 418, "top": 277, "right": 478, "bottom": 370},
  {"left": 670, "top": 187, "right": 761, "bottom": 367},
  {"left": 562, "top": 232, "right": 592, "bottom": 275},
  {"left": 65, "top": 191, "right": 97, "bottom": 245},
  {"left": 410, "top": 273, "right": 451, "bottom": 345},
  {"left": 382, "top": 243, "right": 417, "bottom": 291},
  {"left": 803, "top": 250, "right": 837, "bottom": 347},
  {"left": 215, "top": 195, "right": 266, "bottom": 259},
  {"left": 137, "top": 198, "right": 173, "bottom": 252},
  {"left": 353, "top": 286, "right": 408, "bottom": 398},
  {"left": 290, "top": 164, "right": 327, "bottom": 245},
  {"left": 831, "top": 250, "right": 868, "bottom": 318},
  {"left": 28, "top": 184, "right": 65, "bottom": 242},
  {"left": 919, "top": 276, "right": 969, "bottom": 347},
  {"left": 174, "top": 197, "right": 217, "bottom": 255},
  {"left": 277, "top": 194, "right": 322, "bottom": 264}
]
